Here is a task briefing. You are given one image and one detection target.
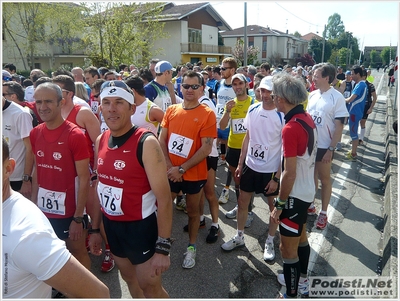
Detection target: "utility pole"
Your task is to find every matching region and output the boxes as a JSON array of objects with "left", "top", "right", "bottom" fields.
[
  {"left": 321, "top": 24, "right": 326, "bottom": 63},
  {"left": 243, "top": 2, "right": 247, "bottom": 67}
]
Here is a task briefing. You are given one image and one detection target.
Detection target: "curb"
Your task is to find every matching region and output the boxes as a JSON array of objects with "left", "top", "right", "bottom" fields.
[{"left": 381, "top": 84, "right": 398, "bottom": 297}]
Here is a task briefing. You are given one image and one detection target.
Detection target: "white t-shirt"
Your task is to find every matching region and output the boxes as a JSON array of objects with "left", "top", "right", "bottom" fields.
[
  {"left": 131, "top": 98, "right": 161, "bottom": 136},
  {"left": 73, "top": 95, "right": 91, "bottom": 109},
  {"left": 307, "top": 87, "right": 349, "bottom": 148},
  {"left": 2, "top": 192, "right": 71, "bottom": 298},
  {"left": 199, "top": 96, "right": 219, "bottom": 157},
  {"left": 243, "top": 103, "right": 284, "bottom": 173},
  {"left": 2, "top": 101, "right": 33, "bottom": 181},
  {"left": 24, "top": 86, "right": 34, "bottom": 102}
]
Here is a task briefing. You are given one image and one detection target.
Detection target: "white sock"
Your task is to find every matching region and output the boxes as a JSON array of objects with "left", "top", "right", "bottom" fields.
[
  {"left": 300, "top": 276, "right": 307, "bottom": 283},
  {"left": 359, "top": 127, "right": 365, "bottom": 141},
  {"left": 211, "top": 222, "right": 219, "bottom": 228},
  {"left": 266, "top": 234, "right": 274, "bottom": 244},
  {"left": 320, "top": 210, "right": 327, "bottom": 215},
  {"left": 237, "top": 230, "right": 244, "bottom": 239},
  {"left": 200, "top": 215, "right": 205, "bottom": 222}
]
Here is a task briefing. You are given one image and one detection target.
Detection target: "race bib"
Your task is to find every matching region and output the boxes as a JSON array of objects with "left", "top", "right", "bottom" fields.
[
  {"left": 168, "top": 133, "right": 193, "bottom": 158},
  {"left": 249, "top": 140, "right": 268, "bottom": 163},
  {"left": 343, "top": 91, "right": 351, "bottom": 98},
  {"left": 216, "top": 104, "right": 225, "bottom": 120},
  {"left": 37, "top": 187, "right": 66, "bottom": 215},
  {"left": 97, "top": 181, "right": 124, "bottom": 216},
  {"left": 309, "top": 110, "right": 325, "bottom": 127},
  {"left": 91, "top": 101, "right": 99, "bottom": 114},
  {"left": 232, "top": 118, "right": 247, "bottom": 134},
  {"left": 163, "top": 98, "right": 172, "bottom": 112}
]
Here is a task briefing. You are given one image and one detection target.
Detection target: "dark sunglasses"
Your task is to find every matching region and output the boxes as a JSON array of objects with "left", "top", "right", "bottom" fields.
[
  {"left": 3, "top": 76, "right": 12, "bottom": 82},
  {"left": 181, "top": 84, "right": 201, "bottom": 90},
  {"left": 221, "top": 67, "right": 233, "bottom": 71},
  {"left": 93, "top": 93, "right": 100, "bottom": 98}
]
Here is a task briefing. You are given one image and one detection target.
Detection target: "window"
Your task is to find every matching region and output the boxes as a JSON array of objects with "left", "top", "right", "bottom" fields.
[
  {"left": 34, "top": 63, "right": 41, "bottom": 69},
  {"left": 188, "top": 29, "right": 202, "bottom": 44},
  {"left": 249, "top": 41, "right": 254, "bottom": 47},
  {"left": 262, "top": 41, "right": 267, "bottom": 52}
]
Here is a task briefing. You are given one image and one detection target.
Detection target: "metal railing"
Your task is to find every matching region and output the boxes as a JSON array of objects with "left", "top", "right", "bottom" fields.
[{"left": 181, "top": 43, "right": 231, "bottom": 54}]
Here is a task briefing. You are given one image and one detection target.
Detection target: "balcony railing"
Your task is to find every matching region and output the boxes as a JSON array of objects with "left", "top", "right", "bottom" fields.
[{"left": 181, "top": 43, "right": 231, "bottom": 54}]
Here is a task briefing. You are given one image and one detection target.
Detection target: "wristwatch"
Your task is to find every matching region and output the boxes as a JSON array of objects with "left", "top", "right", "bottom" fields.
[
  {"left": 178, "top": 166, "right": 185, "bottom": 174},
  {"left": 22, "top": 174, "right": 32, "bottom": 182},
  {"left": 328, "top": 146, "right": 335, "bottom": 151},
  {"left": 72, "top": 216, "right": 84, "bottom": 224},
  {"left": 272, "top": 176, "right": 280, "bottom": 183}
]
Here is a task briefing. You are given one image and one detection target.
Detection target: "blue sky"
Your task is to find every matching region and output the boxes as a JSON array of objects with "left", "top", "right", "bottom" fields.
[{"left": 177, "top": 1, "right": 399, "bottom": 48}]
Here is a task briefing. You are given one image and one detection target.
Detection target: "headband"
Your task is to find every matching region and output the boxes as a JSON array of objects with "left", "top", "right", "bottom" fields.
[{"left": 100, "top": 86, "right": 134, "bottom": 104}]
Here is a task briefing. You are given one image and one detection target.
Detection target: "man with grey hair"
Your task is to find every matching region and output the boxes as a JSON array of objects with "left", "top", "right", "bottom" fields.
[{"left": 270, "top": 74, "right": 317, "bottom": 298}]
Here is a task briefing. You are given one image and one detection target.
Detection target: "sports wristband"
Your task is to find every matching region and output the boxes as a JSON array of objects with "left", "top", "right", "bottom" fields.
[
  {"left": 272, "top": 176, "right": 280, "bottom": 183},
  {"left": 88, "top": 228, "right": 100, "bottom": 234},
  {"left": 274, "top": 197, "right": 287, "bottom": 210},
  {"left": 155, "top": 236, "right": 172, "bottom": 256}
]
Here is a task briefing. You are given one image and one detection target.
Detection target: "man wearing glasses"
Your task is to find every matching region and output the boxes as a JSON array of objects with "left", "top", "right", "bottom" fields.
[{"left": 159, "top": 71, "right": 217, "bottom": 269}]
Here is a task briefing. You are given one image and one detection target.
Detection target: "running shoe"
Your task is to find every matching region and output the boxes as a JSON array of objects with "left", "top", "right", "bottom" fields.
[
  {"left": 182, "top": 246, "right": 196, "bottom": 269},
  {"left": 183, "top": 219, "right": 206, "bottom": 232},
  {"left": 225, "top": 205, "right": 238, "bottom": 219},
  {"left": 218, "top": 187, "right": 229, "bottom": 204},
  {"left": 221, "top": 235, "right": 245, "bottom": 251},
  {"left": 245, "top": 212, "right": 254, "bottom": 228},
  {"left": 263, "top": 241, "right": 275, "bottom": 261},
  {"left": 277, "top": 274, "right": 309, "bottom": 296},
  {"left": 344, "top": 151, "right": 357, "bottom": 161},
  {"left": 217, "top": 157, "right": 226, "bottom": 166},
  {"left": 206, "top": 225, "right": 220, "bottom": 243},
  {"left": 175, "top": 196, "right": 187, "bottom": 213},
  {"left": 101, "top": 250, "right": 115, "bottom": 273},
  {"left": 316, "top": 212, "right": 328, "bottom": 230},
  {"left": 307, "top": 204, "right": 316, "bottom": 215}
]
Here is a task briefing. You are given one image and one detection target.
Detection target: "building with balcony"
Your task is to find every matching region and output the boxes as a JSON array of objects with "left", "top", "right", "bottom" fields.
[
  {"left": 148, "top": 2, "right": 232, "bottom": 66},
  {"left": 220, "top": 25, "right": 309, "bottom": 66}
]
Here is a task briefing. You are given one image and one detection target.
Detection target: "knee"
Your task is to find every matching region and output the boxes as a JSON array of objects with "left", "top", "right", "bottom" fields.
[{"left": 279, "top": 242, "right": 298, "bottom": 259}]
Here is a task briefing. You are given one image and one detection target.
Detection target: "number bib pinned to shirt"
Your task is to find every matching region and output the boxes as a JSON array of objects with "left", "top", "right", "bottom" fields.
[
  {"left": 249, "top": 140, "right": 268, "bottom": 163},
  {"left": 309, "top": 110, "right": 325, "bottom": 127},
  {"left": 37, "top": 187, "right": 66, "bottom": 215},
  {"left": 168, "top": 133, "right": 194, "bottom": 158},
  {"left": 232, "top": 118, "right": 247, "bottom": 134},
  {"left": 97, "top": 181, "right": 124, "bottom": 216}
]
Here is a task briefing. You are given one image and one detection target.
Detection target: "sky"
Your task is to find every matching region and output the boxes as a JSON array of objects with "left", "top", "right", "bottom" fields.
[{"left": 176, "top": 1, "right": 399, "bottom": 49}]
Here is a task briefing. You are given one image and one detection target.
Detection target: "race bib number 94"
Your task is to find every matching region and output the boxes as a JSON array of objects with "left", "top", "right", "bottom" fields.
[
  {"left": 168, "top": 133, "right": 193, "bottom": 158},
  {"left": 97, "top": 181, "right": 124, "bottom": 216},
  {"left": 37, "top": 187, "right": 66, "bottom": 215}
]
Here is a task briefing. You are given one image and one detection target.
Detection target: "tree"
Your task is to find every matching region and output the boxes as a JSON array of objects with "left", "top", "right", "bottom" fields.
[
  {"left": 295, "top": 53, "right": 315, "bottom": 67},
  {"left": 369, "top": 50, "right": 380, "bottom": 68},
  {"left": 381, "top": 46, "right": 397, "bottom": 65},
  {"left": 81, "top": 2, "right": 167, "bottom": 68},
  {"left": 231, "top": 39, "right": 260, "bottom": 66},
  {"left": 3, "top": 3, "right": 84, "bottom": 70},
  {"left": 308, "top": 37, "right": 332, "bottom": 63},
  {"left": 292, "top": 31, "right": 302, "bottom": 38},
  {"left": 324, "top": 13, "right": 345, "bottom": 40}
]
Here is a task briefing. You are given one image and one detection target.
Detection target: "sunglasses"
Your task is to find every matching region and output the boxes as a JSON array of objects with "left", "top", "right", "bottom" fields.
[
  {"left": 2, "top": 93, "right": 14, "bottom": 97},
  {"left": 2, "top": 76, "right": 12, "bottom": 82},
  {"left": 221, "top": 67, "right": 233, "bottom": 71},
  {"left": 93, "top": 93, "right": 100, "bottom": 98},
  {"left": 181, "top": 84, "right": 201, "bottom": 90}
]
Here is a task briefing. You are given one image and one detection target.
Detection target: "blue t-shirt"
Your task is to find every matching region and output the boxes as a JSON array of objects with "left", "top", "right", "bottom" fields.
[{"left": 349, "top": 81, "right": 367, "bottom": 117}]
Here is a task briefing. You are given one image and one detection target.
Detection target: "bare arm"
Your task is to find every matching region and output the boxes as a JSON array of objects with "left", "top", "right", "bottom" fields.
[
  {"left": 31, "top": 157, "right": 38, "bottom": 204},
  {"left": 149, "top": 105, "right": 165, "bottom": 124},
  {"left": 321, "top": 119, "right": 344, "bottom": 164},
  {"left": 166, "top": 82, "right": 177, "bottom": 105},
  {"left": 68, "top": 158, "right": 90, "bottom": 241},
  {"left": 20, "top": 136, "right": 34, "bottom": 199},
  {"left": 77, "top": 108, "right": 101, "bottom": 144},
  {"left": 219, "top": 100, "right": 235, "bottom": 130},
  {"left": 142, "top": 135, "right": 172, "bottom": 276},
  {"left": 88, "top": 135, "right": 104, "bottom": 256},
  {"left": 158, "top": 127, "right": 173, "bottom": 169},
  {"left": 44, "top": 255, "right": 110, "bottom": 298},
  {"left": 271, "top": 156, "right": 297, "bottom": 223},
  {"left": 235, "top": 131, "right": 249, "bottom": 178},
  {"left": 167, "top": 136, "right": 213, "bottom": 182},
  {"left": 367, "top": 91, "right": 377, "bottom": 114},
  {"left": 345, "top": 94, "right": 357, "bottom": 104}
]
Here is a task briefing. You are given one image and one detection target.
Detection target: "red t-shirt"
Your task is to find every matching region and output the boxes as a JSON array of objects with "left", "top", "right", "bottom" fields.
[{"left": 30, "top": 121, "right": 90, "bottom": 218}]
